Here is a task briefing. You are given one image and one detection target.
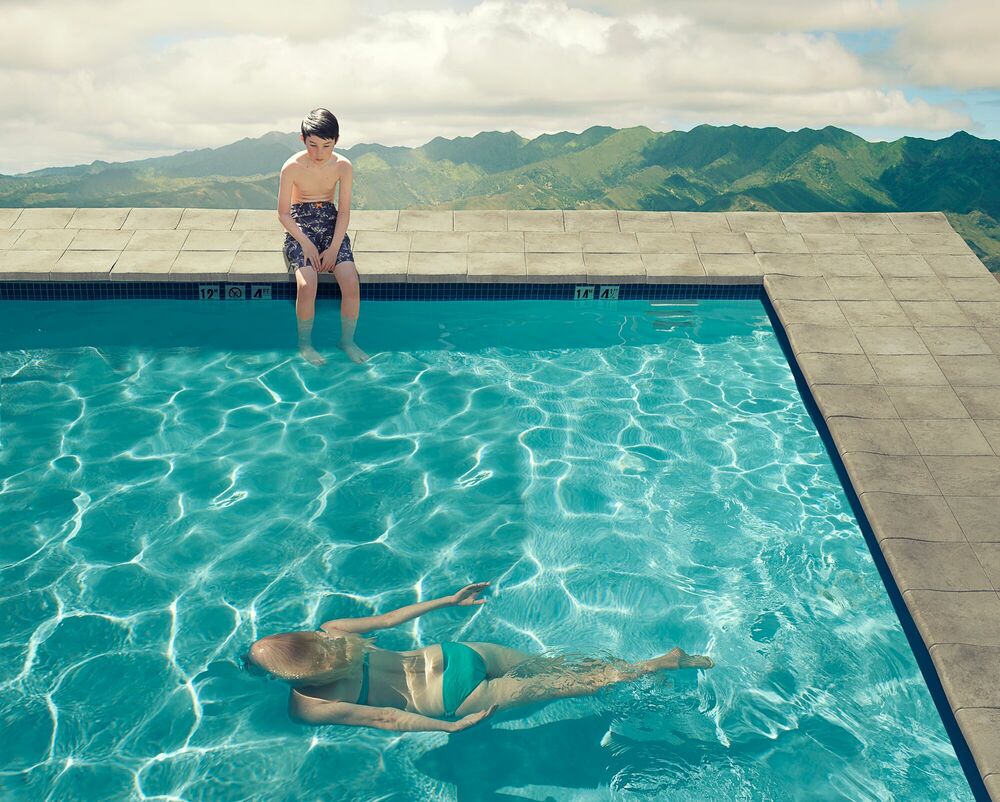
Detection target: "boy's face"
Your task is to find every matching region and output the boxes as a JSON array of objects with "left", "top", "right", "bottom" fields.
[{"left": 302, "top": 134, "right": 336, "bottom": 164}]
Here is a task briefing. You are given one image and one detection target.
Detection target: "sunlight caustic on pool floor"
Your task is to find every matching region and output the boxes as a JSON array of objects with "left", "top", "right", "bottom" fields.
[{"left": 0, "top": 299, "right": 973, "bottom": 801}]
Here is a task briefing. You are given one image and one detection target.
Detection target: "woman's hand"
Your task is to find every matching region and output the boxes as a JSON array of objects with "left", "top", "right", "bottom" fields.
[
  {"left": 448, "top": 704, "right": 498, "bottom": 732},
  {"left": 450, "top": 581, "right": 489, "bottom": 607}
]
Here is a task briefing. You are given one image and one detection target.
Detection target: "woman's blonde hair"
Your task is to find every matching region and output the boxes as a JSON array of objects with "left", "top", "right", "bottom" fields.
[{"left": 248, "top": 630, "right": 373, "bottom": 683}]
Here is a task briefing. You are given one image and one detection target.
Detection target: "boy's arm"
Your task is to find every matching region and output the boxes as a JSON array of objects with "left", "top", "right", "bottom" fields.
[
  {"left": 277, "top": 163, "right": 311, "bottom": 244},
  {"left": 326, "top": 161, "right": 352, "bottom": 262}
]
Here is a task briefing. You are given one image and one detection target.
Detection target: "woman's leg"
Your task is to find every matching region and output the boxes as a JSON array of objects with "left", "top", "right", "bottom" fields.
[
  {"left": 294, "top": 265, "right": 324, "bottom": 365},
  {"left": 454, "top": 648, "right": 712, "bottom": 715},
  {"left": 332, "top": 261, "right": 368, "bottom": 363}
]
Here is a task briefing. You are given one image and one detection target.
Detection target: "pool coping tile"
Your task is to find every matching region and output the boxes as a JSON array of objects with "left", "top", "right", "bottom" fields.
[
  {"left": 453, "top": 210, "right": 507, "bottom": 232},
  {"left": 13, "top": 208, "right": 76, "bottom": 229},
  {"left": 0, "top": 208, "right": 24, "bottom": 229},
  {"left": 885, "top": 385, "right": 971, "bottom": 420},
  {"left": 231, "top": 209, "right": 285, "bottom": 232},
  {"left": 974, "top": 544, "right": 1000, "bottom": 589},
  {"left": 811, "top": 385, "right": 897, "bottom": 418},
  {"left": 177, "top": 209, "right": 237, "bottom": 230},
  {"left": 859, "top": 492, "right": 965, "bottom": 542},
  {"left": 564, "top": 210, "right": 619, "bottom": 232},
  {"left": 843, "top": 452, "right": 940, "bottom": 494},
  {"left": 925, "top": 456, "right": 1000, "bottom": 496},
  {"left": 66, "top": 208, "right": 130, "bottom": 230},
  {"left": 853, "top": 326, "right": 929, "bottom": 356},
  {"left": 640, "top": 253, "right": 706, "bottom": 279},
  {"left": 764, "top": 275, "right": 833, "bottom": 301},
  {"left": 827, "top": 416, "right": 919, "bottom": 455},
  {"left": 795, "top": 352, "right": 879, "bottom": 385},
  {"left": 904, "top": 420, "right": 995, "bottom": 456},
  {"left": 755, "top": 254, "right": 822, "bottom": 277},
  {"left": 784, "top": 324, "right": 862, "bottom": 355},
  {"left": 882, "top": 540, "right": 994, "bottom": 591},
  {"left": 930, "top": 644, "right": 1000, "bottom": 708},
  {"left": 467, "top": 252, "right": 527, "bottom": 282},
  {"left": 747, "top": 232, "right": 809, "bottom": 254},
  {"left": 947, "top": 497, "right": 1000, "bottom": 543},
  {"left": 725, "top": 211, "right": 785, "bottom": 232},
  {"left": 524, "top": 252, "right": 587, "bottom": 283},
  {"left": 780, "top": 212, "right": 842, "bottom": 233},
  {"left": 397, "top": 210, "right": 454, "bottom": 232},
  {"left": 955, "top": 709, "right": 1000, "bottom": 784},
  {"left": 904, "top": 590, "right": 1000, "bottom": 648},
  {"left": 618, "top": 211, "right": 675, "bottom": 232},
  {"left": 407, "top": 251, "right": 468, "bottom": 281}
]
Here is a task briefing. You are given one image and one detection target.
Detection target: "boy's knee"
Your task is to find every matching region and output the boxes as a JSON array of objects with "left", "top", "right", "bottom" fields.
[
  {"left": 334, "top": 261, "right": 359, "bottom": 282},
  {"left": 295, "top": 267, "right": 318, "bottom": 290}
]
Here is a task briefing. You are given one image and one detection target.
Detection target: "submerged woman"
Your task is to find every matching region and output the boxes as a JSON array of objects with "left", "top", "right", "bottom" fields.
[{"left": 242, "top": 581, "right": 713, "bottom": 733}]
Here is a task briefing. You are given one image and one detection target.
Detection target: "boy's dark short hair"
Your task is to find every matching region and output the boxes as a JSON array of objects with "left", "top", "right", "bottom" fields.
[{"left": 301, "top": 108, "right": 339, "bottom": 142}]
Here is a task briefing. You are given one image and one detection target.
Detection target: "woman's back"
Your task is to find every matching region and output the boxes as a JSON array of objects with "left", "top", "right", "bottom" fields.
[{"left": 293, "top": 639, "right": 448, "bottom": 716}]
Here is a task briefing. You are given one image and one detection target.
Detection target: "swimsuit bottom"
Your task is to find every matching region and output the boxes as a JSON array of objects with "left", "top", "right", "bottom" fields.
[
  {"left": 440, "top": 641, "right": 487, "bottom": 716},
  {"left": 283, "top": 201, "right": 355, "bottom": 271}
]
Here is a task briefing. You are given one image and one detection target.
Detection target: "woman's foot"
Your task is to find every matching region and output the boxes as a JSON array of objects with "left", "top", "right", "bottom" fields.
[
  {"left": 647, "top": 647, "right": 714, "bottom": 671},
  {"left": 339, "top": 340, "right": 369, "bottom": 364}
]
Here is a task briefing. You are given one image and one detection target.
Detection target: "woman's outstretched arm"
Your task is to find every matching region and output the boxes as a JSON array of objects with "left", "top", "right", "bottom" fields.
[
  {"left": 320, "top": 582, "right": 489, "bottom": 634},
  {"left": 290, "top": 693, "right": 496, "bottom": 732}
]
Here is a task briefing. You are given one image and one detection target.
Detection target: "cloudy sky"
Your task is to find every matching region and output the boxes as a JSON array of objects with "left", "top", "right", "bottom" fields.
[{"left": 1, "top": 0, "right": 997, "bottom": 174}]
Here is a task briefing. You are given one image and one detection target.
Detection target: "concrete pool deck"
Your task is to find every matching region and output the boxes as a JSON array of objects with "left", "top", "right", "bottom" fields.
[{"left": 2, "top": 207, "right": 999, "bottom": 798}]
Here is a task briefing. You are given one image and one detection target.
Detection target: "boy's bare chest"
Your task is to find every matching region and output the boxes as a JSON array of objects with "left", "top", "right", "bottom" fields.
[{"left": 291, "top": 165, "right": 341, "bottom": 203}]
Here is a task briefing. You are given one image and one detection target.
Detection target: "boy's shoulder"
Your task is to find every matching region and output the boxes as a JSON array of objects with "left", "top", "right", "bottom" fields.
[
  {"left": 281, "top": 150, "right": 309, "bottom": 172},
  {"left": 326, "top": 152, "right": 352, "bottom": 171},
  {"left": 280, "top": 151, "right": 352, "bottom": 172}
]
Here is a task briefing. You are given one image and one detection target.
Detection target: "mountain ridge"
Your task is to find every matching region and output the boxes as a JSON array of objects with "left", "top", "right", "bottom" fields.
[{"left": 1, "top": 124, "right": 997, "bottom": 271}]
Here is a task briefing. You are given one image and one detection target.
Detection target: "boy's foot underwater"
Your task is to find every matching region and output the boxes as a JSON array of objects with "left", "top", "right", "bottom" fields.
[
  {"left": 339, "top": 317, "right": 369, "bottom": 363},
  {"left": 297, "top": 318, "right": 326, "bottom": 365},
  {"left": 339, "top": 341, "right": 369, "bottom": 364},
  {"left": 299, "top": 345, "right": 326, "bottom": 366}
]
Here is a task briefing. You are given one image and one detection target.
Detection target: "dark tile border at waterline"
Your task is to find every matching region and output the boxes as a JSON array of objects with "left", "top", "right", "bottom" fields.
[{"left": 0, "top": 280, "right": 764, "bottom": 302}]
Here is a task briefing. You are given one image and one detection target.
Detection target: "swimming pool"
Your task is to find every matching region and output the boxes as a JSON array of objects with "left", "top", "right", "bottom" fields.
[{"left": 0, "top": 296, "right": 974, "bottom": 801}]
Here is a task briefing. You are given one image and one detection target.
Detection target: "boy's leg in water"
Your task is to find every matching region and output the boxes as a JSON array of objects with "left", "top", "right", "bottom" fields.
[
  {"left": 454, "top": 647, "right": 713, "bottom": 715},
  {"left": 332, "top": 260, "right": 369, "bottom": 363},
  {"left": 294, "top": 265, "right": 324, "bottom": 365}
]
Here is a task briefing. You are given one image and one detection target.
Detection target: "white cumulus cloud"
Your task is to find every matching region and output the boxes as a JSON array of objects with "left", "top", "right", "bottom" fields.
[
  {"left": 0, "top": 0, "right": 976, "bottom": 174},
  {"left": 897, "top": 0, "right": 1000, "bottom": 90}
]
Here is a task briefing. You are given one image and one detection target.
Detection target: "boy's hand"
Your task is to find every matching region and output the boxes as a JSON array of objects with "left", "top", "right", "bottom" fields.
[
  {"left": 303, "top": 242, "right": 322, "bottom": 272},
  {"left": 319, "top": 246, "right": 338, "bottom": 273},
  {"left": 450, "top": 582, "right": 489, "bottom": 607}
]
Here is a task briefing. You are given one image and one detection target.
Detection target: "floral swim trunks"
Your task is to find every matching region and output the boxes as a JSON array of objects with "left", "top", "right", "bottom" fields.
[{"left": 282, "top": 201, "right": 355, "bottom": 272}]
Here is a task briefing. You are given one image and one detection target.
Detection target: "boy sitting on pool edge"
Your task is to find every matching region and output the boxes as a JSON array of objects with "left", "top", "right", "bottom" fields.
[{"left": 277, "top": 108, "right": 368, "bottom": 365}]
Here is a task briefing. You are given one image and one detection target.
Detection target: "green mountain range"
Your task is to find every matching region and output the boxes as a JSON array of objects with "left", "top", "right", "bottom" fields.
[{"left": 2, "top": 125, "right": 997, "bottom": 271}]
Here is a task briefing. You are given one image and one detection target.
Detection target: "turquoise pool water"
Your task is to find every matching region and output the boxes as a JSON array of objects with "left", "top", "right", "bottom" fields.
[{"left": 0, "top": 298, "right": 973, "bottom": 801}]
